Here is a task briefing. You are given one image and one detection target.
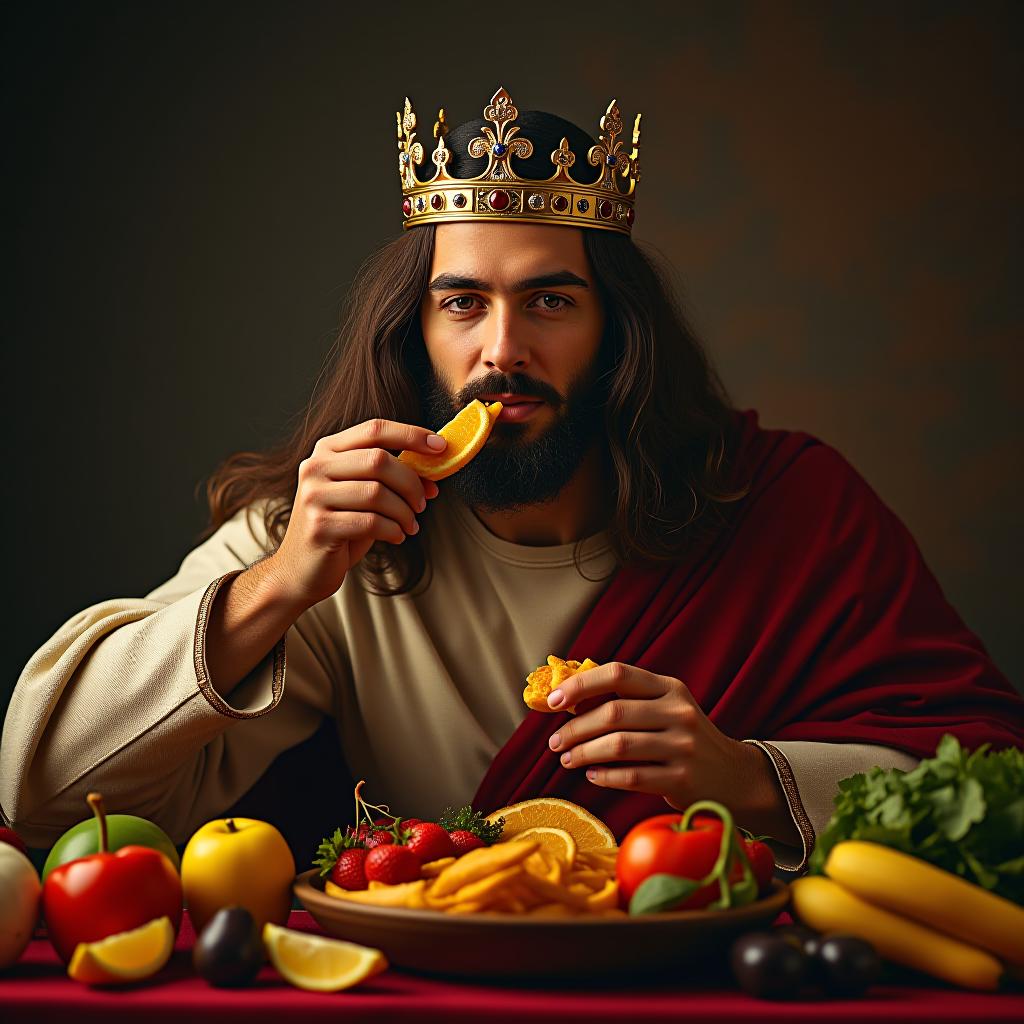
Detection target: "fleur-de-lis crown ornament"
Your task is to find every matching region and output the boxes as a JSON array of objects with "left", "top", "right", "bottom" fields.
[{"left": 396, "top": 87, "right": 642, "bottom": 233}]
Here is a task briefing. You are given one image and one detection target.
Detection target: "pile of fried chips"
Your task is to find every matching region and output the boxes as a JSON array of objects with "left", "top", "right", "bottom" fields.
[
  {"left": 522, "top": 655, "right": 601, "bottom": 714},
  {"left": 325, "top": 839, "right": 623, "bottom": 917}
]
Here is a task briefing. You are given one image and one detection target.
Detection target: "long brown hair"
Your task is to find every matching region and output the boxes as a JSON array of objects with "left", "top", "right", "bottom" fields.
[{"left": 200, "top": 223, "right": 746, "bottom": 594}]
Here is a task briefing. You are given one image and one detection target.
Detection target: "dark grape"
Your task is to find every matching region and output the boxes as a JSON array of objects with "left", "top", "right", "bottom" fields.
[
  {"left": 730, "top": 931, "right": 806, "bottom": 999},
  {"left": 816, "top": 935, "right": 881, "bottom": 998}
]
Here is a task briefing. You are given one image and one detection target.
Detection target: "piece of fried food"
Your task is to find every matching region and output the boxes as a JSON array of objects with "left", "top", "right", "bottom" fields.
[{"left": 522, "top": 655, "right": 600, "bottom": 713}]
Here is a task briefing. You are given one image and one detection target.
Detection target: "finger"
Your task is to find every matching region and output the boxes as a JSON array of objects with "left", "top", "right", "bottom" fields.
[
  {"left": 320, "top": 419, "right": 447, "bottom": 457},
  {"left": 315, "top": 449, "right": 431, "bottom": 514},
  {"left": 548, "top": 699, "right": 665, "bottom": 752},
  {"left": 313, "top": 510, "right": 408, "bottom": 547},
  {"left": 557, "top": 731, "right": 672, "bottom": 770},
  {"left": 317, "top": 480, "right": 420, "bottom": 536},
  {"left": 585, "top": 764, "right": 677, "bottom": 793},
  {"left": 547, "top": 662, "right": 666, "bottom": 710}
]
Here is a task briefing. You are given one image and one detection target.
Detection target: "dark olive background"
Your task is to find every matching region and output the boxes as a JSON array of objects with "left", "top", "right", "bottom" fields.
[{"left": 4, "top": 0, "right": 1021, "bottom": 726}]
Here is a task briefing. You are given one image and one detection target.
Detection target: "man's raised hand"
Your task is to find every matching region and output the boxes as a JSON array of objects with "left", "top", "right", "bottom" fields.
[{"left": 268, "top": 419, "right": 446, "bottom": 608}]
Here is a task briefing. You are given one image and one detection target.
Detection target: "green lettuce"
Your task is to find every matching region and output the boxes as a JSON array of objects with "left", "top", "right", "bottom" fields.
[{"left": 809, "top": 734, "right": 1024, "bottom": 904}]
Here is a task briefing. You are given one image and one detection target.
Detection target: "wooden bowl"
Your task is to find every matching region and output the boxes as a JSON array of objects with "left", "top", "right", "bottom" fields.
[{"left": 294, "top": 869, "right": 789, "bottom": 981}]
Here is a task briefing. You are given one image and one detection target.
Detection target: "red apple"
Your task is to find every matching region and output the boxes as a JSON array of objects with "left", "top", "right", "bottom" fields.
[{"left": 41, "top": 793, "right": 182, "bottom": 962}]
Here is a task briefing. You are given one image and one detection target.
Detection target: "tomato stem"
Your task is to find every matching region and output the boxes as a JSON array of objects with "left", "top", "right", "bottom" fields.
[
  {"left": 677, "top": 799, "right": 758, "bottom": 910},
  {"left": 87, "top": 791, "right": 108, "bottom": 855}
]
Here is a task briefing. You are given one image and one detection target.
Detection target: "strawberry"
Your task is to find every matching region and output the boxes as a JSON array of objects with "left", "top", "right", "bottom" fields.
[
  {"left": 330, "top": 848, "right": 369, "bottom": 890},
  {"left": 448, "top": 829, "right": 485, "bottom": 855},
  {"left": 364, "top": 830, "right": 395, "bottom": 849},
  {"left": 365, "top": 844, "right": 421, "bottom": 885},
  {"left": 405, "top": 822, "right": 457, "bottom": 863}
]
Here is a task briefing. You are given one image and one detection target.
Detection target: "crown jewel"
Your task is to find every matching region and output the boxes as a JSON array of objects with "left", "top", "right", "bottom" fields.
[{"left": 396, "top": 87, "right": 642, "bottom": 234}]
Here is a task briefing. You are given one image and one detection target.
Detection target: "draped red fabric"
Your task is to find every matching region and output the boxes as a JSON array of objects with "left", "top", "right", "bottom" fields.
[{"left": 473, "top": 411, "right": 1024, "bottom": 839}]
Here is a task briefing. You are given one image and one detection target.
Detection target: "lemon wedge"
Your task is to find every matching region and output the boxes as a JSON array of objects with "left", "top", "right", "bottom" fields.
[
  {"left": 263, "top": 922, "right": 387, "bottom": 992},
  {"left": 67, "top": 916, "right": 174, "bottom": 985}
]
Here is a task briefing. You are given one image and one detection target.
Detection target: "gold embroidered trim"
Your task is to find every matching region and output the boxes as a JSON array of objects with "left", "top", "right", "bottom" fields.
[
  {"left": 743, "top": 738, "right": 815, "bottom": 873},
  {"left": 194, "top": 570, "right": 287, "bottom": 720}
]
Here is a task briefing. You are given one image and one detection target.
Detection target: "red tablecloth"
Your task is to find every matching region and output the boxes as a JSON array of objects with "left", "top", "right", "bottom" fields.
[{"left": 2, "top": 911, "right": 1022, "bottom": 1023}]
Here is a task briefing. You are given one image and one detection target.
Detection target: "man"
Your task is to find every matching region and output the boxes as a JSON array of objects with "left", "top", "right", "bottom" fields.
[{"left": 2, "top": 89, "right": 1021, "bottom": 867}]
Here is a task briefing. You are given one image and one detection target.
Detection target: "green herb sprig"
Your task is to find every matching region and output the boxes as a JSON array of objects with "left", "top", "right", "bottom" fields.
[{"left": 438, "top": 805, "right": 504, "bottom": 845}]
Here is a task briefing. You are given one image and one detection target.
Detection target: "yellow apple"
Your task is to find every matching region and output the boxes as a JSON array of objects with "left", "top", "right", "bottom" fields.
[{"left": 181, "top": 818, "right": 295, "bottom": 934}]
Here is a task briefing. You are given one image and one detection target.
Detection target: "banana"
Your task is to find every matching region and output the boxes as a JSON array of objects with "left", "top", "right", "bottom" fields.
[
  {"left": 791, "top": 875, "right": 1004, "bottom": 991},
  {"left": 825, "top": 840, "right": 1024, "bottom": 968}
]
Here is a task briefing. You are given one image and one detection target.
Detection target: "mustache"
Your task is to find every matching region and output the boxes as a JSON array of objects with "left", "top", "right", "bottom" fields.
[{"left": 455, "top": 371, "right": 564, "bottom": 409}]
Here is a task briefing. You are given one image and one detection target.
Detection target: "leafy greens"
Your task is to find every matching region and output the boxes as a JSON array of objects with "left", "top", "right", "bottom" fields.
[{"left": 810, "top": 734, "right": 1024, "bottom": 904}]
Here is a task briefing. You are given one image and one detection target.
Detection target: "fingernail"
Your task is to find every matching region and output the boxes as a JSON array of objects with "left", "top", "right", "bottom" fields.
[
  {"left": 426, "top": 434, "right": 446, "bottom": 450},
  {"left": 586, "top": 769, "right": 597, "bottom": 781},
  {"left": 560, "top": 752, "right": 572, "bottom": 767},
  {"left": 548, "top": 689, "right": 564, "bottom": 708},
  {"left": 416, "top": 497, "right": 426, "bottom": 512},
  {"left": 548, "top": 733, "right": 560, "bottom": 750},
  {"left": 409, "top": 520, "right": 419, "bottom": 534}
]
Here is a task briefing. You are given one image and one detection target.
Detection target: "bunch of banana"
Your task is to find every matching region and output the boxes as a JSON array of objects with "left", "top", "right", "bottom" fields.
[{"left": 792, "top": 841, "right": 1024, "bottom": 991}]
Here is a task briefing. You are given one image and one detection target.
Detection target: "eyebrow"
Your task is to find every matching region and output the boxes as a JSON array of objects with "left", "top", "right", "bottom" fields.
[{"left": 427, "top": 269, "right": 590, "bottom": 293}]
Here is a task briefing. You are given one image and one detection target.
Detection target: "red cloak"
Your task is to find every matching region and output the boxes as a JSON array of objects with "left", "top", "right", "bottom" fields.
[{"left": 473, "top": 411, "right": 1024, "bottom": 838}]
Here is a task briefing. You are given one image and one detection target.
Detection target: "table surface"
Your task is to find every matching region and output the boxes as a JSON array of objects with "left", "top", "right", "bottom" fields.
[{"left": 2, "top": 911, "right": 1023, "bottom": 1023}]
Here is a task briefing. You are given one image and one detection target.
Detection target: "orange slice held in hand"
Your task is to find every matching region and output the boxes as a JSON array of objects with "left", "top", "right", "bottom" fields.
[{"left": 397, "top": 400, "right": 502, "bottom": 481}]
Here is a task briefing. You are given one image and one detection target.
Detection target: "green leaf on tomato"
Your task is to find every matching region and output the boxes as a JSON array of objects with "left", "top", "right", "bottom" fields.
[{"left": 628, "top": 873, "right": 701, "bottom": 915}]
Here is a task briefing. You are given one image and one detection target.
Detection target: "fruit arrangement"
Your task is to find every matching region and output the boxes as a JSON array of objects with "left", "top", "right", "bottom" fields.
[
  {"left": 317, "top": 786, "right": 622, "bottom": 916},
  {"left": 730, "top": 925, "right": 881, "bottom": 1000},
  {"left": 792, "top": 736, "right": 1024, "bottom": 992},
  {"left": 793, "top": 840, "right": 1024, "bottom": 991}
]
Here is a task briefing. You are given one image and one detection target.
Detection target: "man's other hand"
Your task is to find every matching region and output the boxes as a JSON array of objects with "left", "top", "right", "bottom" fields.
[{"left": 544, "top": 662, "right": 798, "bottom": 843}]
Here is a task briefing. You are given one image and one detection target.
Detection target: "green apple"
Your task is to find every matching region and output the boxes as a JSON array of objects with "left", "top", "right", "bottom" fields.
[{"left": 42, "top": 813, "right": 180, "bottom": 881}]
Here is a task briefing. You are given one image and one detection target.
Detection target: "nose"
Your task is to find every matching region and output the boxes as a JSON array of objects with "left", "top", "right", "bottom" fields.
[{"left": 480, "top": 302, "right": 529, "bottom": 372}]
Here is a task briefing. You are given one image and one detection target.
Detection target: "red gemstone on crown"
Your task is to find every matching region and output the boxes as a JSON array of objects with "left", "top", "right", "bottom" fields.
[
  {"left": 551, "top": 195, "right": 569, "bottom": 212},
  {"left": 402, "top": 198, "right": 412, "bottom": 217},
  {"left": 488, "top": 189, "right": 510, "bottom": 211},
  {"left": 598, "top": 199, "right": 613, "bottom": 218},
  {"left": 430, "top": 194, "right": 444, "bottom": 210},
  {"left": 626, "top": 207, "right": 635, "bottom": 226}
]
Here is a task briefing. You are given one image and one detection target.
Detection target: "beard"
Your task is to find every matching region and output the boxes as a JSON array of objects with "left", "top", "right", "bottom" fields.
[{"left": 418, "top": 359, "right": 607, "bottom": 513}]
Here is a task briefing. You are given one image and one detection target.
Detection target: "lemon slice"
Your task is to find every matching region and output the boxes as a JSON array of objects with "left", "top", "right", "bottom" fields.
[
  {"left": 515, "top": 826, "right": 578, "bottom": 869},
  {"left": 67, "top": 916, "right": 174, "bottom": 985},
  {"left": 397, "top": 400, "right": 501, "bottom": 481},
  {"left": 263, "top": 923, "right": 387, "bottom": 992},
  {"left": 487, "top": 797, "right": 616, "bottom": 851}
]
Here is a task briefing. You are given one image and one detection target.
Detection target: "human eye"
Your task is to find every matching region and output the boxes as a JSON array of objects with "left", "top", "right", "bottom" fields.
[
  {"left": 440, "top": 295, "right": 484, "bottom": 318},
  {"left": 529, "top": 293, "right": 573, "bottom": 312}
]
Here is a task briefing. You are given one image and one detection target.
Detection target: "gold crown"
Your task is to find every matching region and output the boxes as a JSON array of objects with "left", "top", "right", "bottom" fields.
[{"left": 397, "top": 86, "right": 641, "bottom": 234}]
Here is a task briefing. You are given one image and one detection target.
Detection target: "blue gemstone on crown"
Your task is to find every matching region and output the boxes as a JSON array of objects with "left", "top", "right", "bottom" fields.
[
  {"left": 401, "top": 153, "right": 410, "bottom": 164},
  {"left": 605, "top": 153, "right": 617, "bottom": 166},
  {"left": 492, "top": 143, "right": 507, "bottom": 157}
]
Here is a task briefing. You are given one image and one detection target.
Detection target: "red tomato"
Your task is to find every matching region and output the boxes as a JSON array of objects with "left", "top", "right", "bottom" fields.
[
  {"left": 743, "top": 838, "right": 775, "bottom": 893},
  {"left": 618, "top": 813, "right": 773, "bottom": 909}
]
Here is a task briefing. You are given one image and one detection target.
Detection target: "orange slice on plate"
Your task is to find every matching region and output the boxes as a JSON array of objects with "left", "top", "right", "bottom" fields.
[
  {"left": 398, "top": 400, "right": 502, "bottom": 481},
  {"left": 515, "top": 825, "right": 578, "bottom": 869},
  {"left": 486, "top": 797, "right": 616, "bottom": 851}
]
